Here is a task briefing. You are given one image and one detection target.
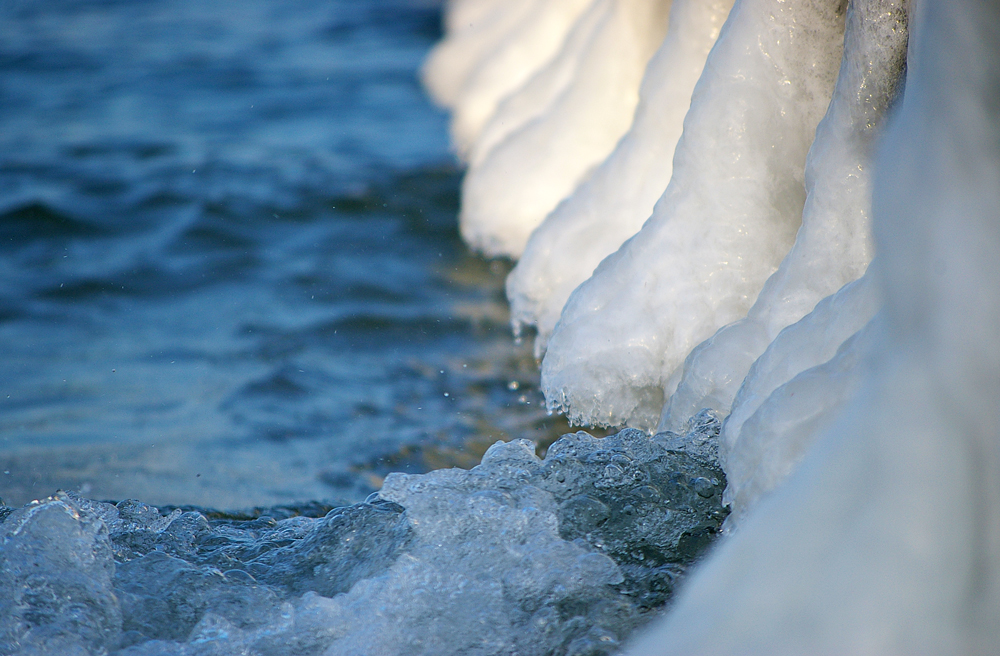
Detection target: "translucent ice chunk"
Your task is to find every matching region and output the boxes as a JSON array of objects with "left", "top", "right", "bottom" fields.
[
  {"left": 542, "top": 0, "right": 848, "bottom": 430},
  {"left": 0, "top": 493, "right": 122, "bottom": 655},
  {"left": 0, "top": 425, "right": 729, "bottom": 655},
  {"left": 507, "top": 0, "right": 735, "bottom": 354},
  {"left": 460, "top": 0, "right": 671, "bottom": 258},
  {"left": 660, "top": 0, "right": 908, "bottom": 431}
]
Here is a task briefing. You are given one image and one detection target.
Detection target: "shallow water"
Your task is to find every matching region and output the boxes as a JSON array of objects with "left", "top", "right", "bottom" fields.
[{"left": 0, "top": 0, "right": 589, "bottom": 509}]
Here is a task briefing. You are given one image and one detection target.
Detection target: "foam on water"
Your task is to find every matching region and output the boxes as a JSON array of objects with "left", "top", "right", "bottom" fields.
[
  {"left": 541, "top": 0, "right": 848, "bottom": 430},
  {"left": 459, "top": 0, "right": 671, "bottom": 258},
  {"left": 660, "top": 0, "right": 908, "bottom": 431},
  {"left": 506, "top": 0, "right": 735, "bottom": 354}
]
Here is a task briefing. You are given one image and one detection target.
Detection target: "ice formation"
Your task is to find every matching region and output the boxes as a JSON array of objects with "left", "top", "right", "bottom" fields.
[
  {"left": 0, "top": 423, "right": 728, "bottom": 655},
  {"left": 624, "top": 1, "right": 1000, "bottom": 649},
  {"left": 541, "top": 0, "right": 849, "bottom": 430},
  {"left": 506, "top": 0, "right": 736, "bottom": 353},
  {"left": 716, "top": 273, "right": 880, "bottom": 520},
  {"left": 660, "top": 0, "right": 908, "bottom": 431},
  {"left": 421, "top": 0, "right": 538, "bottom": 110},
  {"left": 459, "top": 0, "right": 671, "bottom": 258},
  {"left": 447, "top": 0, "right": 594, "bottom": 157}
]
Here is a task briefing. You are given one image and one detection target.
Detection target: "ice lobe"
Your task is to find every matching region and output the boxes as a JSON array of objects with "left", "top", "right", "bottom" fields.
[
  {"left": 0, "top": 425, "right": 728, "bottom": 656},
  {"left": 542, "top": 0, "right": 848, "bottom": 431},
  {"left": 506, "top": 0, "right": 735, "bottom": 354},
  {"left": 460, "top": 0, "right": 671, "bottom": 258},
  {"left": 625, "top": 0, "right": 1000, "bottom": 651},
  {"left": 448, "top": 0, "right": 594, "bottom": 157},
  {"left": 464, "top": 0, "right": 611, "bottom": 167},
  {"left": 660, "top": 0, "right": 908, "bottom": 431},
  {"left": 719, "top": 272, "right": 880, "bottom": 521},
  {"left": 421, "top": 0, "right": 537, "bottom": 110},
  {"left": 722, "top": 308, "right": 880, "bottom": 524}
]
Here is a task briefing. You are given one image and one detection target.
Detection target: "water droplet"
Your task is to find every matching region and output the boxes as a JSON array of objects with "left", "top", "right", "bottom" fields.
[{"left": 691, "top": 477, "right": 716, "bottom": 498}]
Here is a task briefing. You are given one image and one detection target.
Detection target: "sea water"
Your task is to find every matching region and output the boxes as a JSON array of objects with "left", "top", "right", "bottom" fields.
[{"left": 0, "top": 0, "right": 586, "bottom": 510}]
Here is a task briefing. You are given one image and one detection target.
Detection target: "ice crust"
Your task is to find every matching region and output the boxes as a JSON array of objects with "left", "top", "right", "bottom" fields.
[
  {"left": 506, "top": 0, "right": 735, "bottom": 354},
  {"left": 541, "top": 0, "right": 849, "bottom": 431},
  {"left": 459, "top": 0, "right": 671, "bottom": 258},
  {"left": 0, "top": 424, "right": 727, "bottom": 656},
  {"left": 660, "top": 0, "right": 908, "bottom": 431},
  {"left": 624, "top": 0, "right": 1000, "bottom": 651}
]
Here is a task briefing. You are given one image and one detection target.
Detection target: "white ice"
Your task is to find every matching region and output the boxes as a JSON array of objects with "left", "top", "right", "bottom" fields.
[
  {"left": 625, "top": 0, "right": 1000, "bottom": 651},
  {"left": 465, "top": 0, "right": 611, "bottom": 166},
  {"left": 659, "top": 0, "right": 908, "bottom": 432},
  {"left": 540, "top": 0, "right": 848, "bottom": 431},
  {"left": 448, "top": 0, "right": 595, "bottom": 158},
  {"left": 506, "top": 0, "right": 735, "bottom": 355},
  {"left": 718, "top": 271, "right": 880, "bottom": 522},
  {"left": 459, "top": 0, "right": 671, "bottom": 258},
  {"left": 421, "top": 0, "right": 538, "bottom": 110}
]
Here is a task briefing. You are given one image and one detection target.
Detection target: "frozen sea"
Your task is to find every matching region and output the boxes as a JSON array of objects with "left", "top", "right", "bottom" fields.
[{"left": 0, "top": 0, "right": 591, "bottom": 510}]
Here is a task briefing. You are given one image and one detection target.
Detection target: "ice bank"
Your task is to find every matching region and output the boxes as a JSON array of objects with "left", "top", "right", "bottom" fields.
[
  {"left": 442, "top": 0, "right": 1000, "bottom": 649},
  {"left": 625, "top": 2, "right": 1000, "bottom": 649},
  {"left": 446, "top": 0, "right": 908, "bottom": 503}
]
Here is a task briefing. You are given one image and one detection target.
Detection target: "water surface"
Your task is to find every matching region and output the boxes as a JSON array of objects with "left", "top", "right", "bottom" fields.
[{"left": 0, "top": 0, "right": 587, "bottom": 509}]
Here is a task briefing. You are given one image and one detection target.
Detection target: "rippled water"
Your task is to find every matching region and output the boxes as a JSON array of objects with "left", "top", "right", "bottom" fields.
[{"left": 0, "top": 0, "right": 591, "bottom": 509}]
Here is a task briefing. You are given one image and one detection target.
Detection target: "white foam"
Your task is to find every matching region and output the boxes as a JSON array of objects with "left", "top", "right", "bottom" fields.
[
  {"left": 541, "top": 0, "right": 847, "bottom": 430},
  {"left": 459, "top": 0, "right": 671, "bottom": 258},
  {"left": 625, "top": 0, "right": 1000, "bottom": 650},
  {"left": 506, "top": 0, "right": 735, "bottom": 355},
  {"left": 660, "top": 0, "right": 908, "bottom": 431}
]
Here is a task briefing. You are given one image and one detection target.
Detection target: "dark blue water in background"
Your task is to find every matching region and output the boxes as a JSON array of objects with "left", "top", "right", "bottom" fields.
[{"left": 0, "top": 0, "right": 585, "bottom": 509}]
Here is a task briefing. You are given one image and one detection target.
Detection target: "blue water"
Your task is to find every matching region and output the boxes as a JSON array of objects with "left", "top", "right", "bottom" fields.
[{"left": 0, "top": 0, "right": 586, "bottom": 509}]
